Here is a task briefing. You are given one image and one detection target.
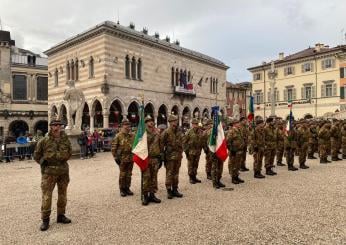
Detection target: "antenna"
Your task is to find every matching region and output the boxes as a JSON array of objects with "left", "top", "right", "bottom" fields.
[{"left": 117, "top": 9, "right": 120, "bottom": 24}]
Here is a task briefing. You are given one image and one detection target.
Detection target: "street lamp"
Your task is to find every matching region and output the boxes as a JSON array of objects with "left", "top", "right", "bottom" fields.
[{"left": 268, "top": 61, "right": 277, "bottom": 117}]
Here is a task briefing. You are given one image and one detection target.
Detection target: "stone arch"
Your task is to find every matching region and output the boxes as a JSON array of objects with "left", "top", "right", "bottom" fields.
[
  {"left": 192, "top": 107, "right": 200, "bottom": 118},
  {"left": 81, "top": 102, "right": 90, "bottom": 130},
  {"left": 9, "top": 120, "right": 29, "bottom": 137},
  {"left": 128, "top": 101, "right": 139, "bottom": 126},
  {"left": 304, "top": 113, "right": 313, "bottom": 119},
  {"left": 109, "top": 99, "right": 124, "bottom": 128},
  {"left": 202, "top": 108, "right": 210, "bottom": 119},
  {"left": 144, "top": 102, "right": 155, "bottom": 118},
  {"left": 171, "top": 105, "right": 180, "bottom": 116},
  {"left": 182, "top": 106, "right": 191, "bottom": 127},
  {"left": 92, "top": 99, "right": 103, "bottom": 128},
  {"left": 59, "top": 104, "right": 68, "bottom": 124},
  {"left": 34, "top": 120, "right": 48, "bottom": 135},
  {"left": 157, "top": 104, "right": 168, "bottom": 125}
]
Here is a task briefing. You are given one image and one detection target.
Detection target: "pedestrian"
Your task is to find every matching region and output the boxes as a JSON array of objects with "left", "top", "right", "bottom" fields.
[
  {"left": 77, "top": 131, "right": 88, "bottom": 159},
  {"left": 111, "top": 118, "right": 134, "bottom": 197},
  {"left": 33, "top": 119, "right": 72, "bottom": 231}
]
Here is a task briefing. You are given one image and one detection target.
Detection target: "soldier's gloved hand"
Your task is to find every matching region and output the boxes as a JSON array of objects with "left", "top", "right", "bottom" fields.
[
  {"left": 115, "top": 158, "right": 121, "bottom": 166},
  {"left": 231, "top": 150, "right": 236, "bottom": 156},
  {"left": 158, "top": 160, "right": 163, "bottom": 169},
  {"left": 253, "top": 146, "right": 259, "bottom": 152}
]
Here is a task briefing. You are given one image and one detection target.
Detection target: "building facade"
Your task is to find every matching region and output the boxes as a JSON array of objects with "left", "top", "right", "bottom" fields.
[
  {"left": 44, "top": 21, "right": 228, "bottom": 131},
  {"left": 0, "top": 30, "right": 48, "bottom": 138},
  {"left": 226, "top": 82, "right": 252, "bottom": 118},
  {"left": 248, "top": 43, "right": 346, "bottom": 119}
]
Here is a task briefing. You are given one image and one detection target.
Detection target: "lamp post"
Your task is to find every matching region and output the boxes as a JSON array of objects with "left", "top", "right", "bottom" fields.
[{"left": 268, "top": 61, "right": 277, "bottom": 117}]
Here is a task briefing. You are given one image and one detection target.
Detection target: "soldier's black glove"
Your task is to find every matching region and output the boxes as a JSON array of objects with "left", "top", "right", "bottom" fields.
[
  {"left": 185, "top": 151, "right": 189, "bottom": 160},
  {"left": 231, "top": 150, "right": 236, "bottom": 156},
  {"left": 254, "top": 146, "right": 259, "bottom": 152},
  {"left": 158, "top": 161, "right": 163, "bottom": 169},
  {"left": 115, "top": 158, "right": 121, "bottom": 166}
]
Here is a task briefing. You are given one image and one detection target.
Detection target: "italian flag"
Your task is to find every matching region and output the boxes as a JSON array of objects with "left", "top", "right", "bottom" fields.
[
  {"left": 208, "top": 106, "right": 228, "bottom": 161},
  {"left": 132, "top": 105, "right": 149, "bottom": 171},
  {"left": 288, "top": 100, "right": 292, "bottom": 108},
  {"left": 248, "top": 95, "right": 255, "bottom": 123}
]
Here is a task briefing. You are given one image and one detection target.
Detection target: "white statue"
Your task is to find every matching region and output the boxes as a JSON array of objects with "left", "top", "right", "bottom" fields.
[
  {"left": 233, "top": 103, "right": 240, "bottom": 120},
  {"left": 63, "top": 80, "right": 85, "bottom": 132}
]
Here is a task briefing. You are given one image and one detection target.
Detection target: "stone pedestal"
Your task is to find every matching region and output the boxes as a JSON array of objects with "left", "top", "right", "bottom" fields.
[{"left": 65, "top": 128, "right": 82, "bottom": 157}]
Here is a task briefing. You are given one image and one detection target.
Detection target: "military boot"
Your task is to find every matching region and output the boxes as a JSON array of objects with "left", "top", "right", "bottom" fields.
[
  {"left": 213, "top": 182, "right": 220, "bottom": 189},
  {"left": 320, "top": 159, "right": 328, "bottom": 164},
  {"left": 120, "top": 188, "right": 127, "bottom": 197},
  {"left": 332, "top": 157, "right": 342, "bottom": 161},
  {"left": 40, "top": 218, "right": 50, "bottom": 231},
  {"left": 236, "top": 176, "right": 245, "bottom": 183},
  {"left": 288, "top": 165, "right": 298, "bottom": 171},
  {"left": 167, "top": 188, "right": 174, "bottom": 199},
  {"left": 149, "top": 193, "right": 161, "bottom": 203},
  {"left": 232, "top": 177, "right": 240, "bottom": 184},
  {"left": 194, "top": 176, "right": 202, "bottom": 183},
  {"left": 254, "top": 171, "right": 265, "bottom": 179},
  {"left": 57, "top": 215, "right": 71, "bottom": 224},
  {"left": 172, "top": 188, "right": 183, "bottom": 198},
  {"left": 299, "top": 163, "right": 309, "bottom": 169},
  {"left": 125, "top": 188, "right": 134, "bottom": 196},
  {"left": 189, "top": 175, "right": 196, "bottom": 184},
  {"left": 218, "top": 180, "right": 226, "bottom": 188},
  {"left": 343, "top": 154, "right": 346, "bottom": 159},
  {"left": 206, "top": 173, "right": 212, "bottom": 180},
  {"left": 240, "top": 166, "right": 249, "bottom": 172},
  {"left": 277, "top": 161, "right": 286, "bottom": 166},
  {"left": 142, "top": 193, "right": 149, "bottom": 206},
  {"left": 266, "top": 168, "right": 277, "bottom": 176}
]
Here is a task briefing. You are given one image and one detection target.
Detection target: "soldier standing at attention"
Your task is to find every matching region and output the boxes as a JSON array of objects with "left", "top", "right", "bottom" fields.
[
  {"left": 319, "top": 121, "right": 331, "bottom": 164},
  {"left": 226, "top": 119, "right": 245, "bottom": 184},
  {"left": 34, "top": 119, "right": 72, "bottom": 231},
  {"left": 307, "top": 121, "right": 318, "bottom": 159},
  {"left": 111, "top": 118, "right": 135, "bottom": 197},
  {"left": 330, "top": 119, "right": 342, "bottom": 161},
  {"left": 239, "top": 117, "right": 250, "bottom": 172},
  {"left": 161, "top": 115, "right": 184, "bottom": 199},
  {"left": 276, "top": 121, "right": 286, "bottom": 166},
  {"left": 296, "top": 121, "right": 310, "bottom": 169},
  {"left": 284, "top": 121, "right": 298, "bottom": 171},
  {"left": 141, "top": 116, "right": 161, "bottom": 205},
  {"left": 341, "top": 120, "right": 346, "bottom": 159},
  {"left": 251, "top": 119, "right": 266, "bottom": 179},
  {"left": 183, "top": 118, "right": 203, "bottom": 184},
  {"left": 202, "top": 119, "right": 213, "bottom": 180},
  {"left": 264, "top": 117, "right": 277, "bottom": 176}
]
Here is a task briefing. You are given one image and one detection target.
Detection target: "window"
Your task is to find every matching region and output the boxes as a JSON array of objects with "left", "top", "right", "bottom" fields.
[
  {"left": 137, "top": 58, "right": 142, "bottom": 80},
  {"left": 326, "top": 84, "right": 332, "bottom": 97},
  {"left": 210, "top": 77, "right": 213, "bottom": 93},
  {"left": 175, "top": 68, "right": 179, "bottom": 86},
  {"left": 322, "top": 58, "right": 335, "bottom": 70},
  {"left": 267, "top": 88, "right": 279, "bottom": 102},
  {"left": 253, "top": 73, "right": 261, "bottom": 80},
  {"left": 302, "top": 63, "right": 313, "bottom": 73},
  {"left": 305, "top": 86, "right": 311, "bottom": 99},
  {"left": 54, "top": 69, "right": 58, "bottom": 87},
  {"left": 284, "top": 87, "right": 296, "bottom": 101},
  {"left": 171, "top": 67, "right": 175, "bottom": 86},
  {"left": 71, "top": 60, "right": 75, "bottom": 81},
  {"left": 340, "top": 67, "right": 346, "bottom": 78},
  {"left": 340, "top": 85, "right": 346, "bottom": 99},
  {"left": 131, "top": 57, "right": 137, "bottom": 79},
  {"left": 321, "top": 81, "right": 336, "bottom": 97},
  {"left": 37, "top": 77, "right": 48, "bottom": 101},
  {"left": 125, "top": 55, "right": 130, "bottom": 78},
  {"left": 89, "top": 57, "right": 94, "bottom": 78},
  {"left": 13, "top": 75, "right": 27, "bottom": 100},
  {"left": 188, "top": 71, "right": 191, "bottom": 82},
  {"left": 287, "top": 88, "right": 293, "bottom": 101},
  {"left": 66, "top": 61, "right": 70, "bottom": 81},
  {"left": 254, "top": 91, "right": 263, "bottom": 104},
  {"left": 75, "top": 59, "right": 79, "bottom": 81},
  {"left": 284, "top": 66, "right": 295, "bottom": 76}
]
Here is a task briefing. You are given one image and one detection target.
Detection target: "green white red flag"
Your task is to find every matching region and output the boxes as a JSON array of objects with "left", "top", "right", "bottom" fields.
[
  {"left": 208, "top": 106, "right": 228, "bottom": 161},
  {"left": 132, "top": 105, "right": 149, "bottom": 171}
]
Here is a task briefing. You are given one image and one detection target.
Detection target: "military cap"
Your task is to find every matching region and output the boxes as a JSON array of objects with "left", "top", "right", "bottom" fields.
[
  {"left": 239, "top": 116, "right": 246, "bottom": 122},
  {"left": 121, "top": 118, "right": 131, "bottom": 126},
  {"left": 157, "top": 124, "right": 167, "bottom": 130},
  {"left": 168, "top": 114, "right": 178, "bottom": 122},
  {"left": 191, "top": 118, "right": 199, "bottom": 124},
  {"left": 144, "top": 115, "right": 154, "bottom": 123},
  {"left": 256, "top": 119, "right": 264, "bottom": 125},
  {"left": 49, "top": 119, "right": 64, "bottom": 126},
  {"left": 266, "top": 117, "right": 273, "bottom": 123}
]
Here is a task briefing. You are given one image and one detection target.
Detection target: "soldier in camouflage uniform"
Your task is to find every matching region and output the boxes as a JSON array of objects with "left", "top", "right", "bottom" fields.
[
  {"left": 183, "top": 118, "right": 203, "bottom": 184},
  {"left": 34, "top": 119, "right": 72, "bottom": 231},
  {"left": 251, "top": 119, "right": 266, "bottom": 178},
  {"left": 161, "top": 115, "right": 184, "bottom": 199},
  {"left": 330, "top": 119, "right": 342, "bottom": 161},
  {"left": 264, "top": 117, "right": 277, "bottom": 176},
  {"left": 308, "top": 121, "right": 318, "bottom": 159},
  {"left": 296, "top": 121, "right": 310, "bottom": 169},
  {"left": 284, "top": 121, "right": 298, "bottom": 171},
  {"left": 226, "top": 119, "right": 245, "bottom": 184},
  {"left": 318, "top": 121, "right": 331, "bottom": 164},
  {"left": 202, "top": 119, "right": 213, "bottom": 180},
  {"left": 341, "top": 120, "right": 346, "bottom": 159},
  {"left": 141, "top": 116, "right": 161, "bottom": 205},
  {"left": 111, "top": 118, "right": 135, "bottom": 197},
  {"left": 239, "top": 117, "right": 250, "bottom": 172},
  {"left": 276, "top": 120, "right": 286, "bottom": 166}
]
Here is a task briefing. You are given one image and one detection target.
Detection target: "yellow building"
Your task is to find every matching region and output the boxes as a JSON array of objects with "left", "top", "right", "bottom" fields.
[{"left": 248, "top": 43, "right": 346, "bottom": 119}]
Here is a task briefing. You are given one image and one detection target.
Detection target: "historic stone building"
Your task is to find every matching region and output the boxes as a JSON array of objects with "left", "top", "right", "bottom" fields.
[
  {"left": 44, "top": 21, "right": 228, "bottom": 131},
  {"left": 226, "top": 82, "right": 252, "bottom": 118},
  {"left": 248, "top": 43, "right": 346, "bottom": 119},
  {"left": 0, "top": 30, "right": 48, "bottom": 138}
]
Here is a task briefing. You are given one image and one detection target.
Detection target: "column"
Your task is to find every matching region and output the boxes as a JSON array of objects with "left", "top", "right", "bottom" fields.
[
  {"left": 103, "top": 110, "right": 109, "bottom": 129},
  {"left": 90, "top": 113, "right": 94, "bottom": 133}
]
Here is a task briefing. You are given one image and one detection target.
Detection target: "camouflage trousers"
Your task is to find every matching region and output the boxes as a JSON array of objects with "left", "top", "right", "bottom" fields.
[
  {"left": 298, "top": 144, "right": 308, "bottom": 164},
  {"left": 276, "top": 146, "right": 284, "bottom": 164},
  {"left": 205, "top": 152, "right": 212, "bottom": 175},
  {"left": 253, "top": 149, "right": 264, "bottom": 172},
  {"left": 119, "top": 161, "right": 134, "bottom": 190},
  {"left": 240, "top": 146, "right": 247, "bottom": 169},
  {"left": 211, "top": 155, "right": 224, "bottom": 185},
  {"left": 308, "top": 142, "right": 318, "bottom": 157},
  {"left": 285, "top": 148, "right": 295, "bottom": 166},
  {"left": 228, "top": 151, "right": 242, "bottom": 177},
  {"left": 165, "top": 160, "right": 182, "bottom": 189},
  {"left": 41, "top": 173, "right": 70, "bottom": 220},
  {"left": 187, "top": 154, "right": 201, "bottom": 177},
  {"left": 143, "top": 158, "right": 159, "bottom": 194},
  {"left": 319, "top": 144, "right": 328, "bottom": 161},
  {"left": 264, "top": 148, "right": 276, "bottom": 170},
  {"left": 331, "top": 139, "right": 339, "bottom": 158}
]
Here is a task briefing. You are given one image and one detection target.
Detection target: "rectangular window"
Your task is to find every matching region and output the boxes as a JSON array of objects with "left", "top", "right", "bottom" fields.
[
  {"left": 326, "top": 84, "right": 332, "bottom": 97},
  {"left": 287, "top": 88, "right": 293, "bottom": 101},
  {"left": 305, "top": 86, "right": 312, "bottom": 99},
  {"left": 302, "top": 63, "right": 312, "bottom": 72},
  {"left": 253, "top": 73, "right": 261, "bottom": 80},
  {"left": 340, "top": 67, "right": 346, "bottom": 78},
  {"left": 284, "top": 66, "right": 295, "bottom": 76},
  {"left": 37, "top": 77, "right": 48, "bottom": 101},
  {"left": 254, "top": 91, "right": 262, "bottom": 104},
  {"left": 322, "top": 59, "right": 335, "bottom": 69},
  {"left": 13, "top": 75, "right": 27, "bottom": 100}
]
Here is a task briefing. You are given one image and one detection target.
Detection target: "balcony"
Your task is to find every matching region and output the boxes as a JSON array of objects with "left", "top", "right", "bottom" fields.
[
  {"left": 11, "top": 54, "right": 48, "bottom": 67},
  {"left": 173, "top": 85, "right": 196, "bottom": 97}
]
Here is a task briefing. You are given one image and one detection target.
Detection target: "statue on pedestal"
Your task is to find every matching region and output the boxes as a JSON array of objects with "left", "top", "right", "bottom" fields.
[{"left": 232, "top": 103, "right": 240, "bottom": 120}]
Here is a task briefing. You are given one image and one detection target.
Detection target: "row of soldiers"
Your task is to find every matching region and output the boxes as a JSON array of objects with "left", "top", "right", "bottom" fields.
[{"left": 111, "top": 114, "right": 346, "bottom": 205}]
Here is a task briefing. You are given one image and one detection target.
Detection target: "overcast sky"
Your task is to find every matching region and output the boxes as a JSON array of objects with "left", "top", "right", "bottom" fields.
[{"left": 1, "top": 0, "right": 346, "bottom": 82}]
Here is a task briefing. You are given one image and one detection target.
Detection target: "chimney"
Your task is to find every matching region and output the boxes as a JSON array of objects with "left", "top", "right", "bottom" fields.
[
  {"left": 279, "top": 52, "right": 284, "bottom": 60},
  {"left": 314, "top": 43, "right": 324, "bottom": 52}
]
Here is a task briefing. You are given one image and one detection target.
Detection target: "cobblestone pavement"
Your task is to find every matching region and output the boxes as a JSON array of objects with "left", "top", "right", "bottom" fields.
[{"left": 0, "top": 153, "right": 345, "bottom": 244}]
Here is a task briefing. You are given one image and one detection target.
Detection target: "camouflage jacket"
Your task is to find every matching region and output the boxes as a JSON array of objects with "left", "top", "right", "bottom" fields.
[
  {"left": 240, "top": 125, "right": 249, "bottom": 145},
  {"left": 318, "top": 126, "right": 330, "bottom": 145},
  {"left": 308, "top": 127, "right": 318, "bottom": 144},
  {"left": 250, "top": 126, "right": 265, "bottom": 151},
  {"left": 284, "top": 129, "right": 297, "bottom": 149},
  {"left": 297, "top": 127, "right": 309, "bottom": 147},
  {"left": 111, "top": 131, "right": 134, "bottom": 162},
  {"left": 264, "top": 125, "right": 277, "bottom": 149},
  {"left": 34, "top": 131, "right": 72, "bottom": 175},
  {"left": 226, "top": 126, "right": 245, "bottom": 153},
  {"left": 147, "top": 128, "right": 161, "bottom": 158},
  {"left": 183, "top": 127, "right": 202, "bottom": 156},
  {"left": 201, "top": 128, "right": 211, "bottom": 155},
  {"left": 161, "top": 127, "right": 183, "bottom": 161},
  {"left": 276, "top": 128, "right": 285, "bottom": 148},
  {"left": 330, "top": 125, "right": 340, "bottom": 141},
  {"left": 341, "top": 126, "right": 346, "bottom": 143}
]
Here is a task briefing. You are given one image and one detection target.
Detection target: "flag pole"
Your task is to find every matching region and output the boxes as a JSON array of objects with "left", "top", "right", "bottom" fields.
[{"left": 140, "top": 93, "right": 144, "bottom": 203}]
